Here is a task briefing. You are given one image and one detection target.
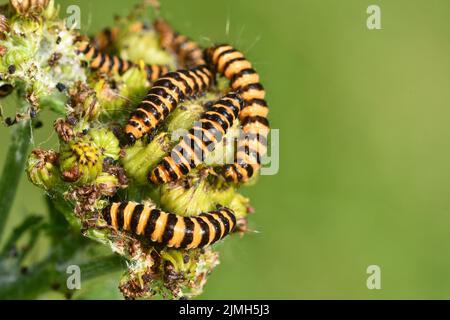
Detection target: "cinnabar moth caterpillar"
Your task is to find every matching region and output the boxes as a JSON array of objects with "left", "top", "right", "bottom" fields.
[
  {"left": 149, "top": 92, "right": 244, "bottom": 184},
  {"left": 205, "top": 44, "right": 270, "bottom": 183},
  {"left": 102, "top": 201, "right": 236, "bottom": 249},
  {"left": 124, "top": 65, "right": 213, "bottom": 145},
  {"left": 76, "top": 41, "right": 169, "bottom": 83},
  {"left": 154, "top": 19, "right": 206, "bottom": 69}
]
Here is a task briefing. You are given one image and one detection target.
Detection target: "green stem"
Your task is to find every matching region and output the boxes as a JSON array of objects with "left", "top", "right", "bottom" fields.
[
  {"left": 0, "top": 215, "right": 42, "bottom": 256},
  {"left": 0, "top": 254, "right": 124, "bottom": 299},
  {"left": 0, "top": 120, "right": 31, "bottom": 240},
  {"left": 73, "top": 255, "right": 124, "bottom": 280}
]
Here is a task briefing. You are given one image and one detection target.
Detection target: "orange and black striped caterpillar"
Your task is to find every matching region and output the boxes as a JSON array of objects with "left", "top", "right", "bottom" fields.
[
  {"left": 76, "top": 41, "right": 169, "bottom": 83},
  {"left": 205, "top": 44, "right": 270, "bottom": 183},
  {"left": 124, "top": 65, "right": 213, "bottom": 145},
  {"left": 149, "top": 92, "right": 244, "bottom": 184},
  {"left": 92, "top": 27, "right": 120, "bottom": 53},
  {"left": 154, "top": 19, "right": 205, "bottom": 69},
  {"left": 102, "top": 202, "right": 236, "bottom": 249}
]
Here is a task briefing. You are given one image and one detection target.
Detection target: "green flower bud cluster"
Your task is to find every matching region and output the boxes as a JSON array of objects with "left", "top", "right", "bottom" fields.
[
  {"left": 59, "top": 129, "right": 120, "bottom": 185},
  {"left": 15, "top": 0, "right": 258, "bottom": 300},
  {"left": 122, "top": 132, "right": 171, "bottom": 185},
  {"left": 27, "top": 128, "right": 122, "bottom": 198},
  {"left": 93, "top": 66, "right": 148, "bottom": 118},
  {"left": 164, "top": 93, "right": 217, "bottom": 133},
  {"left": 160, "top": 177, "right": 251, "bottom": 219},
  {"left": 117, "top": 25, "right": 175, "bottom": 68},
  {"left": 0, "top": 1, "right": 86, "bottom": 112},
  {"left": 27, "top": 149, "right": 62, "bottom": 192},
  {"left": 59, "top": 139, "right": 102, "bottom": 184},
  {"left": 88, "top": 128, "right": 121, "bottom": 161},
  {"left": 118, "top": 246, "right": 219, "bottom": 300}
]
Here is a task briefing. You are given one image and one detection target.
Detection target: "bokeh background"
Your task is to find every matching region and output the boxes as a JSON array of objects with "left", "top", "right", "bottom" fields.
[{"left": 1, "top": 0, "right": 450, "bottom": 299}]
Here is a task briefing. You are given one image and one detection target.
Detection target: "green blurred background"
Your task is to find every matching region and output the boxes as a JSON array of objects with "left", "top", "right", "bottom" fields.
[{"left": 1, "top": 0, "right": 450, "bottom": 299}]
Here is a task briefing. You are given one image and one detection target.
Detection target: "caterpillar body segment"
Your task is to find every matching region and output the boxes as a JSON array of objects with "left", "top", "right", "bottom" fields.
[
  {"left": 154, "top": 19, "right": 206, "bottom": 69},
  {"left": 76, "top": 41, "right": 169, "bottom": 82},
  {"left": 144, "top": 63, "right": 170, "bottom": 83},
  {"left": 93, "top": 27, "right": 121, "bottom": 52},
  {"left": 205, "top": 44, "right": 270, "bottom": 183},
  {"left": 149, "top": 92, "right": 244, "bottom": 185},
  {"left": 102, "top": 202, "right": 237, "bottom": 249},
  {"left": 124, "top": 65, "right": 213, "bottom": 145},
  {"left": 77, "top": 41, "right": 132, "bottom": 74}
]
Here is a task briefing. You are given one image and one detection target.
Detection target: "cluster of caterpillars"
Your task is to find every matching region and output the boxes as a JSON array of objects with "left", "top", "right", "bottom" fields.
[{"left": 80, "top": 18, "right": 270, "bottom": 249}]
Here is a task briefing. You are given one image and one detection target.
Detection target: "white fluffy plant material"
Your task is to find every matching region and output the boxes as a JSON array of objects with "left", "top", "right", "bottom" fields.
[{"left": 0, "top": 0, "right": 85, "bottom": 116}]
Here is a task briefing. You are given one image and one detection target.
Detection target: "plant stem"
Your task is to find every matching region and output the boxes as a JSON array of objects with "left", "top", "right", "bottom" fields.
[
  {"left": 0, "top": 215, "right": 43, "bottom": 258},
  {"left": 0, "top": 254, "right": 124, "bottom": 299},
  {"left": 0, "top": 120, "right": 32, "bottom": 240}
]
